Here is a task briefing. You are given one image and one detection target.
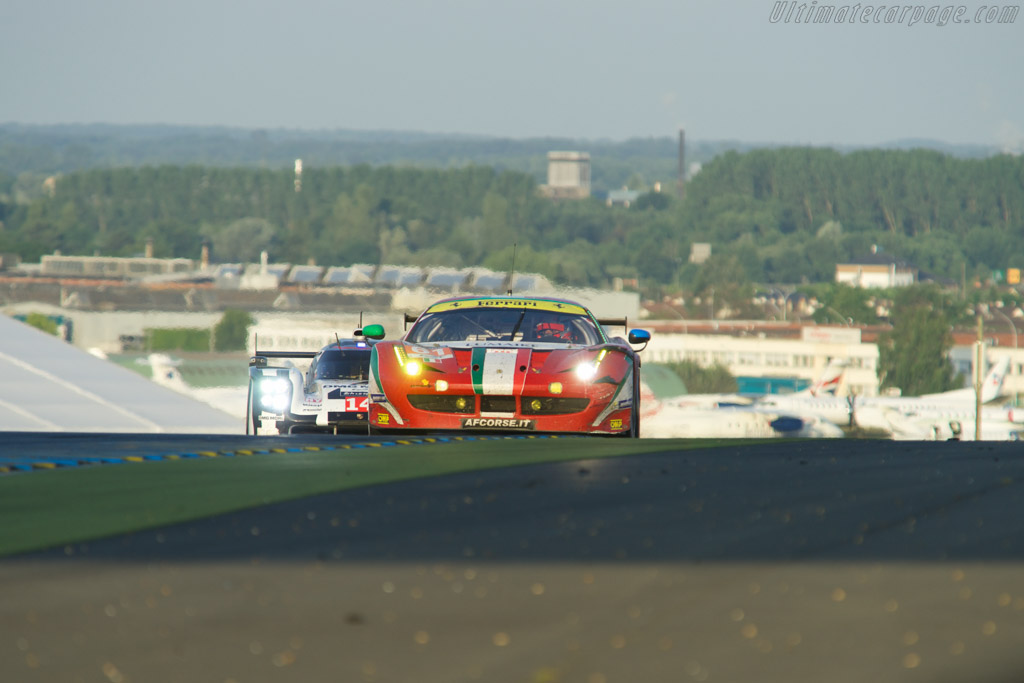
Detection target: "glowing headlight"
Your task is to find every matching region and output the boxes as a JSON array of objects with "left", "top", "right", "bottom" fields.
[
  {"left": 575, "top": 363, "right": 598, "bottom": 380},
  {"left": 260, "top": 378, "right": 289, "bottom": 395},
  {"left": 393, "top": 346, "right": 422, "bottom": 377},
  {"left": 262, "top": 395, "right": 289, "bottom": 411},
  {"left": 436, "top": 379, "right": 449, "bottom": 392},
  {"left": 258, "top": 378, "right": 290, "bottom": 411},
  {"left": 574, "top": 350, "right": 608, "bottom": 382},
  {"left": 549, "top": 382, "right": 563, "bottom": 395}
]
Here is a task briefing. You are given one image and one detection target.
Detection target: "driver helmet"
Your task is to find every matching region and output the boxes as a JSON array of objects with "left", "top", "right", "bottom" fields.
[{"left": 534, "top": 321, "right": 570, "bottom": 340}]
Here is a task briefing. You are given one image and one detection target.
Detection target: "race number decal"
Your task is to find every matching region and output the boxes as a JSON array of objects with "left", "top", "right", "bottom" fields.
[{"left": 337, "top": 396, "right": 369, "bottom": 412}]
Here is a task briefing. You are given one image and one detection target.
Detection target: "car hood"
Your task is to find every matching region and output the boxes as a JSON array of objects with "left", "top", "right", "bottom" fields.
[{"left": 395, "top": 341, "right": 604, "bottom": 375}]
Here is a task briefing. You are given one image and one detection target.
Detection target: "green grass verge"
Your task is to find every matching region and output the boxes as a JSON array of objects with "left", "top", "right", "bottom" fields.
[{"left": 0, "top": 437, "right": 736, "bottom": 557}]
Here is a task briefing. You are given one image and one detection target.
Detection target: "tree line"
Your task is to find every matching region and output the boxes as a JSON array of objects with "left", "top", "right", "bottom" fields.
[{"left": 1, "top": 147, "right": 1022, "bottom": 297}]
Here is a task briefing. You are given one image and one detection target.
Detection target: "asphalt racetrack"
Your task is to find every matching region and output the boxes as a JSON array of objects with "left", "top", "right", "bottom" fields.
[{"left": 3, "top": 433, "right": 1024, "bottom": 683}]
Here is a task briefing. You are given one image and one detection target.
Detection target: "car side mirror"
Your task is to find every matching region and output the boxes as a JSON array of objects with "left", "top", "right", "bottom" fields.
[
  {"left": 359, "top": 324, "right": 386, "bottom": 340},
  {"left": 627, "top": 328, "right": 650, "bottom": 350}
]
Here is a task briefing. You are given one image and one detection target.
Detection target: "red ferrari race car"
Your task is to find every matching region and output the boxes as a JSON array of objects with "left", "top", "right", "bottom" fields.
[{"left": 367, "top": 295, "right": 651, "bottom": 437}]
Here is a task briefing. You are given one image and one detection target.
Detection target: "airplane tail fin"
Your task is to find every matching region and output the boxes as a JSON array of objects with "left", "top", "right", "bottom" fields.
[
  {"left": 981, "top": 356, "right": 1010, "bottom": 403},
  {"left": 799, "top": 359, "right": 846, "bottom": 397},
  {"left": 144, "top": 353, "right": 190, "bottom": 394}
]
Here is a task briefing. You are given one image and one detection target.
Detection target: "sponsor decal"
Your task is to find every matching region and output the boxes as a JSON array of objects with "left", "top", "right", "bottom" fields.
[
  {"left": 325, "top": 386, "right": 366, "bottom": 399},
  {"left": 461, "top": 417, "right": 535, "bottom": 429},
  {"left": 370, "top": 393, "right": 388, "bottom": 403},
  {"left": 376, "top": 413, "right": 390, "bottom": 425},
  {"left": 327, "top": 396, "right": 369, "bottom": 412},
  {"left": 616, "top": 397, "right": 633, "bottom": 409},
  {"left": 610, "top": 419, "right": 623, "bottom": 430},
  {"left": 406, "top": 345, "right": 454, "bottom": 362}
]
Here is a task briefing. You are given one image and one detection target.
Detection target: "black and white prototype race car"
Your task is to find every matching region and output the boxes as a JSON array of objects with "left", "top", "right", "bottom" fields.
[{"left": 246, "top": 325, "right": 385, "bottom": 435}]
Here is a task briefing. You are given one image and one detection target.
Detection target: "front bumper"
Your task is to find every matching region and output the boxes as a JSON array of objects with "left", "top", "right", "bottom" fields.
[{"left": 370, "top": 391, "right": 632, "bottom": 435}]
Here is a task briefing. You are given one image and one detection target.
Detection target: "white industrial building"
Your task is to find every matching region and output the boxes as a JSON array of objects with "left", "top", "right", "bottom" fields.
[
  {"left": 646, "top": 326, "right": 880, "bottom": 397},
  {"left": 835, "top": 249, "right": 917, "bottom": 289},
  {"left": 539, "top": 151, "right": 591, "bottom": 199}
]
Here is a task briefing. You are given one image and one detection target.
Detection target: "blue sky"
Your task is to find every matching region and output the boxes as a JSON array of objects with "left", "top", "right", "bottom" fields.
[{"left": 2, "top": 0, "right": 1022, "bottom": 149}]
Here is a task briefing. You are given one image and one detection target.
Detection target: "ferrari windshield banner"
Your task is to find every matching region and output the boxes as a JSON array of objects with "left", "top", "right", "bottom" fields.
[{"left": 426, "top": 298, "right": 588, "bottom": 315}]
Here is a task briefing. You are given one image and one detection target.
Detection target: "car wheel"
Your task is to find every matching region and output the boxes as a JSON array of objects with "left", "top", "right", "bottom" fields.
[{"left": 246, "top": 380, "right": 259, "bottom": 435}]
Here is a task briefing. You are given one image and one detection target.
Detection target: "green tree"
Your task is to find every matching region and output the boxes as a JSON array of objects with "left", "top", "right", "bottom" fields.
[
  {"left": 804, "top": 283, "right": 879, "bottom": 325},
  {"left": 201, "top": 217, "right": 277, "bottom": 264},
  {"left": 877, "top": 302, "right": 957, "bottom": 396},
  {"left": 213, "top": 309, "right": 254, "bottom": 351},
  {"left": 318, "top": 184, "right": 381, "bottom": 265},
  {"left": 23, "top": 312, "right": 58, "bottom": 336},
  {"left": 666, "top": 361, "right": 738, "bottom": 394},
  {"left": 146, "top": 328, "right": 211, "bottom": 352}
]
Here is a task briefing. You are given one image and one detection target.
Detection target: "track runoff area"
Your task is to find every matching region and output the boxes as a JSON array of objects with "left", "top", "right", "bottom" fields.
[{"left": 4, "top": 433, "right": 1024, "bottom": 683}]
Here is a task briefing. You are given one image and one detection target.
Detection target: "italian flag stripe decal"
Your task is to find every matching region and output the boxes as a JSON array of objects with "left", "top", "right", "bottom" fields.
[
  {"left": 471, "top": 347, "right": 486, "bottom": 394},
  {"left": 471, "top": 348, "right": 520, "bottom": 395}
]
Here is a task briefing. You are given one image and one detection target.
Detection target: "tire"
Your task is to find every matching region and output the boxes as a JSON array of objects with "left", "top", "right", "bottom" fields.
[{"left": 245, "top": 380, "right": 257, "bottom": 435}]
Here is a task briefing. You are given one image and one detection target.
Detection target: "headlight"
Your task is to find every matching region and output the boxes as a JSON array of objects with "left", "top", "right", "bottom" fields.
[
  {"left": 258, "top": 378, "right": 290, "bottom": 411},
  {"left": 260, "top": 378, "right": 289, "bottom": 395},
  {"left": 575, "top": 363, "right": 598, "bottom": 380},
  {"left": 574, "top": 349, "right": 608, "bottom": 381},
  {"left": 394, "top": 346, "right": 422, "bottom": 376},
  {"left": 436, "top": 379, "right": 449, "bottom": 392}
]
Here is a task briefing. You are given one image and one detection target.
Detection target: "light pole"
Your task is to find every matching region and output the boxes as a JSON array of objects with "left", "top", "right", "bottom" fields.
[
  {"left": 667, "top": 302, "right": 688, "bottom": 334},
  {"left": 975, "top": 314, "right": 983, "bottom": 441},
  {"left": 825, "top": 306, "right": 852, "bottom": 327},
  {"left": 991, "top": 307, "right": 1017, "bottom": 349},
  {"left": 991, "top": 307, "right": 1018, "bottom": 406}
]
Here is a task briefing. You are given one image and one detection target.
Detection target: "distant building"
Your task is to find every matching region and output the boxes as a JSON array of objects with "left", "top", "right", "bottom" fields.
[
  {"left": 645, "top": 327, "right": 880, "bottom": 397},
  {"left": 605, "top": 188, "right": 640, "bottom": 207},
  {"left": 689, "top": 243, "right": 712, "bottom": 264},
  {"left": 40, "top": 254, "right": 194, "bottom": 278},
  {"left": 539, "top": 151, "right": 591, "bottom": 200},
  {"left": 835, "top": 248, "right": 917, "bottom": 288}
]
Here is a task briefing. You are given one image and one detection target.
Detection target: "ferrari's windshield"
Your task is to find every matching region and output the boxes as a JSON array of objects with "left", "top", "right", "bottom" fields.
[
  {"left": 313, "top": 348, "right": 371, "bottom": 380},
  {"left": 407, "top": 307, "right": 603, "bottom": 345}
]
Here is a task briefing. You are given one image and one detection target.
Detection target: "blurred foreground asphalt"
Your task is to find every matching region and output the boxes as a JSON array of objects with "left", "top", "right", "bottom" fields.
[{"left": 4, "top": 437, "right": 1024, "bottom": 683}]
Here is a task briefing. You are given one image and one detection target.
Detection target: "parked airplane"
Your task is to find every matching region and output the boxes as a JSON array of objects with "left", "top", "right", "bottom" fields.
[
  {"left": 660, "top": 359, "right": 846, "bottom": 410},
  {"left": 756, "top": 356, "right": 1013, "bottom": 438},
  {"left": 640, "top": 360, "right": 846, "bottom": 439},
  {"left": 881, "top": 404, "right": 1022, "bottom": 441}
]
